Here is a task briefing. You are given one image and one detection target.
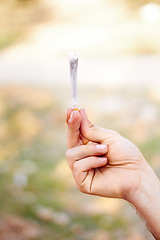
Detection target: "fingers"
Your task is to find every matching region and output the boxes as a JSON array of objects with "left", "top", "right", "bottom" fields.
[
  {"left": 73, "top": 156, "right": 108, "bottom": 185},
  {"left": 66, "top": 143, "right": 108, "bottom": 170},
  {"left": 80, "top": 108, "right": 118, "bottom": 143},
  {"left": 66, "top": 143, "right": 108, "bottom": 189},
  {"left": 80, "top": 134, "right": 89, "bottom": 145},
  {"left": 74, "top": 156, "right": 107, "bottom": 172},
  {"left": 67, "top": 108, "right": 82, "bottom": 149}
]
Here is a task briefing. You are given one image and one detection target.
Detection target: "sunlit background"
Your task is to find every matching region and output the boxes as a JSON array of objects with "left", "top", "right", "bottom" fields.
[{"left": 0, "top": 0, "right": 160, "bottom": 239}]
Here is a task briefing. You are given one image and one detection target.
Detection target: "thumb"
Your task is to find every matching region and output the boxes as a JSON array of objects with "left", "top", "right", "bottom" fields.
[
  {"left": 80, "top": 108, "right": 117, "bottom": 143},
  {"left": 66, "top": 109, "right": 81, "bottom": 148}
]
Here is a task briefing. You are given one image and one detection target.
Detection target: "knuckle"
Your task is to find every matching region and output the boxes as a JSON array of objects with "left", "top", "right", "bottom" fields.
[
  {"left": 110, "top": 129, "right": 119, "bottom": 136},
  {"left": 66, "top": 149, "right": 72, "bottom": 160},
  {"left": 112, "top": 130, "right": 119, "bottom": 135},
  {"left": 73, "top": 161, "right": 79, "bottom": 172},
  {"left": 77, "top": 184, "right": 86, "bottom": 194}
]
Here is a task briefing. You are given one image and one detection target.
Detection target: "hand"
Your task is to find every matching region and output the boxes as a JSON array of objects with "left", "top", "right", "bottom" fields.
[
  {"left": 66, "top": 108, "right": 148, "bottom": 200},
  {"left": 66, "top": 108, "right": 160, "bottom": 239}
]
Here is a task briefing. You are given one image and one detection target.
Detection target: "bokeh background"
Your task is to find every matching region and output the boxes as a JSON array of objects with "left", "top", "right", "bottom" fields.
[{"left": 0, "top": 0, "right": 160, "bottom": 239}]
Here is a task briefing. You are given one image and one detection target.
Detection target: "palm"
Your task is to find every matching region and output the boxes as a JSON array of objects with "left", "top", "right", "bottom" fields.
[{"left": 81, "top": 133, "right": 145, "bottom": 199}]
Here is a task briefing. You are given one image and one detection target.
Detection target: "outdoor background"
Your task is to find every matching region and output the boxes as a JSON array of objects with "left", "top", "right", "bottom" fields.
[{"left": 0, "top": 0, "right": 160, "bottom": 239}]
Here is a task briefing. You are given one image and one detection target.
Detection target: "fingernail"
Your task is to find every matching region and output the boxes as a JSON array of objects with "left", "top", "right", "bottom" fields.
[
  {"left": 68, "top": 111, "right": 74, "bottom": 123},
  {"left": 98, "top": 157, "right": 107, "bottom": 162},
  {"left": 96, "top": 144, "right": 107, "bottom": 150}
]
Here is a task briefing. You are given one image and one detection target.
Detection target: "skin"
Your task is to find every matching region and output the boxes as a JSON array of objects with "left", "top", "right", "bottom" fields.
[{"left": 66, "top": 108, "right": 160, "bottom": 239}]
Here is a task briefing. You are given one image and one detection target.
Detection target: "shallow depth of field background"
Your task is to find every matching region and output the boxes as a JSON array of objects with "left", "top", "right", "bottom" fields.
[{"left": 0, "top": 0, "right": 160, "bottom": 239}]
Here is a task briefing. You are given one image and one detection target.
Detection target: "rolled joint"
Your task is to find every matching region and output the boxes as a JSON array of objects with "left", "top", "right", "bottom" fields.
[{"left": 69, "top": 51, "right": 79, "bottom": 109}]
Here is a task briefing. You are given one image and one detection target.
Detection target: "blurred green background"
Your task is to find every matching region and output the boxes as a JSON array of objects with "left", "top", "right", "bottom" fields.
[{"left": 0, "top": 0, "right": 160, "bottom": 239}]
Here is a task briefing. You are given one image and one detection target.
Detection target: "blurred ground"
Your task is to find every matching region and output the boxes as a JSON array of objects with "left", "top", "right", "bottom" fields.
[
  {"left": 0, "top": 85, "right": 159, "bottom": 240},
  {"left": 0, "top": 0, "right": 160, "bottom": 240}
]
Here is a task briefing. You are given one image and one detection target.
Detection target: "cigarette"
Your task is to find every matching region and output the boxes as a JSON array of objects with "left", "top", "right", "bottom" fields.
[{"left": 68, "top": 51, "right": 78, "bottom": 110}]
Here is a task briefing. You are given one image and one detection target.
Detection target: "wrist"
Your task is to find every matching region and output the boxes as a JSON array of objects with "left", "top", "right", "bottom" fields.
[
  {"left": 127, "top": 162, "right": 160, "bottom": 238},
  {"left": 128, "top": 163, "right": 160, "bottom": 205}
]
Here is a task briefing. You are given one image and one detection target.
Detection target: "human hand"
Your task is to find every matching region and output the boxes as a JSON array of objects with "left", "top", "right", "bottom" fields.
[
  {"left": 66, "top": 108, "right": 149, "bottom": 200},
  {"left": 66, "top": 108, "right": 160, "bottom": 239}
]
